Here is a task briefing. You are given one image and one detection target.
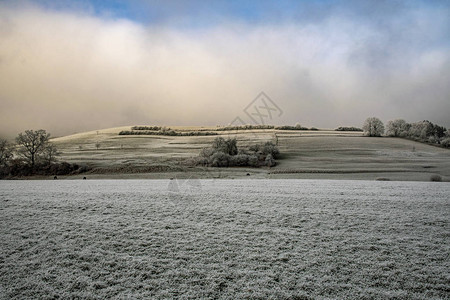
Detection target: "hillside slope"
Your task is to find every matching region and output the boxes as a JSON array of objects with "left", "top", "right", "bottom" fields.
[{"left": 51, "top": 126, "right": 450, "bottom": 181}]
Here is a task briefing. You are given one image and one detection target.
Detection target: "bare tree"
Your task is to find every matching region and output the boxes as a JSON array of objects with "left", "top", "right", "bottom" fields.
[
  {"left": 362, "top": 117, "right": 385, "bottom": 137},
  {"left": 16, "top": 129, "right": 51, "bottom": 168},
  {"left": 42, "top": 143, "right": 60, "bottom": 165},
  {"left": 0, "top": 138, "right": 13, "bottom": 167}
]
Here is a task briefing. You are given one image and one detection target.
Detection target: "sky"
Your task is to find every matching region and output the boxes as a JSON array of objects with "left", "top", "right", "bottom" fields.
[{"left": 0, "top": 0, "right": 449, "bottom": 137}]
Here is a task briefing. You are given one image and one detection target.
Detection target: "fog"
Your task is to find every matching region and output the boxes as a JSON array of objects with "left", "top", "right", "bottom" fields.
[{"left": 1, "top": 1, "right": 449, "bottom": 137}]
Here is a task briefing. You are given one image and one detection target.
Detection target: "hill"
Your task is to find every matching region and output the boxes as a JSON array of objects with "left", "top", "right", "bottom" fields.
[{"left": 51, "top": 126, "right": 450, "bottom": 181}]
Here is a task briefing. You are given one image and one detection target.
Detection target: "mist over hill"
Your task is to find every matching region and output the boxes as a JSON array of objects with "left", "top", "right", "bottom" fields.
[{"left": 1, "top": 1, "right": 449, "bottom": 138}]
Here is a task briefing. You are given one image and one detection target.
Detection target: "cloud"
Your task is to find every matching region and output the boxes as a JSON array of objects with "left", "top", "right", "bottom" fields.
[{"left": 0, "top": 1, "right": 449, "bottom": 138}]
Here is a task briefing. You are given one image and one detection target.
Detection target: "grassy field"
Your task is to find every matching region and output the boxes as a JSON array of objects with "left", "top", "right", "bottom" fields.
[
  {"left": 1, "top": 179, "right": 449, "bottom": 299},
  {"left": 50, "top": 126, "right": 450, "bottom": 181}
]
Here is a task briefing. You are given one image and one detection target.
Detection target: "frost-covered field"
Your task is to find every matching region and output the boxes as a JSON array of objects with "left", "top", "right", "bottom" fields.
[{"left": 1, "top": 180, "right": 449, "bottom": 299}]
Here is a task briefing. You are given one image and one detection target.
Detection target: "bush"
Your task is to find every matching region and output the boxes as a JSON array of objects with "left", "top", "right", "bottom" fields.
[
  {"left": 0, "top": 139, "right": 13, "bottom": 168},
  {"left": 265, "top": 154, "right": 275, "bottom": 167},
  {"left": 261, "top": 142, "right": 280, "bottom": 159},
  {"left": 430, "top": 175, "right": 442, "bottom": 182},
  {"left": 276, "top": 125, "right": 309, "bottom": 130},
  {"left": 193, "top": 138, "right": 280, "bottom": 168},
  {"left": 229, "top": 154, "right": 249, "bottom": 166},
  {"left": 131, "top": 126, "right": 163, "bottom": 131},
  {"left": 248, "top": 144, "right": 260, "bottom": 152},
  {"left": 335, "top": 127, "right": 363, "bottom": 132},
  {"left": 428, "top": 136, "right": 439, "bottom": 144},
  {"left": 215, "top": 125, "right": 275, "bottom": 131},
  {"left": 200, "top": 147, "right": 214, "bottom": 158},
  {"left": 210, "top": 152, "right": 230, "bottom": 167},
  {"left": 248, "top": 155, "right": 259, "bottom": 167},
  {"left": 0, "top": 160, "right": 90, "bottom": 178},
  {"left": 440, "top": 138, "right": 450, "bottom": 148},
  {"left": 212, "top": 137, "right": 238, "bottom": 156}
]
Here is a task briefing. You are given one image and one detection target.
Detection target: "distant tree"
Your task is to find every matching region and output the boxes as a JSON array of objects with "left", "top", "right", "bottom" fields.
[
  {"left": 386, "top": 119, "right": 410, "bottom": 137},
  {"left": 0, "top": 139, "right": 13, "bottom": 167},
  {"left": 261, "top": 141, "right": 280, "bottom": 159},
  {"left": 408, "top": 121, "right": 431, "bottom": 140},
  {"left": 95, "top": 143, "right": 100, "bottom": 150},
  {"left": 431, "top": 123, "right": 446, "bottom": 139},
  {"left": 211, "top": 137, "right": 238, "bottom": 156},
  {"left": 362, "top": 117, "right": 385, "bottom": 137},
  {"left": 42, "top": 143, "right": 60, "bottom": 165},
  {"left": 16, "top": 129, "right": 51, "bottom": 168}
]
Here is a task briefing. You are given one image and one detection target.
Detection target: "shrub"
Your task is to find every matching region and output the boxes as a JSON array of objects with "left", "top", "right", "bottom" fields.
[
  {"left": 0, "top": 160, "right": 89, "bottom": 178},
  {"left": 0, "top": 138, "right": 13, "bottom": 168},
  {"left": 212, "top": 137, "right": 238, "bottom": 156},
  {"left": 276, "top": 125, "right": 309, "bottom": 130},
  {"left": 430, "top": 175, "right": 442, "bottom": 182},
  {"left": 428, "top": 136, "right": 439, "bottom": 144},
  {"left": 5, "top": 159, "right": 31, "bottom": 177},
  {"left": 188, "top": 156, "right": 209, "bottom": 167},
  {"left": 131, "top": 126, "right": 163, "bottom": 131},
  {"left": 210, "top": 152, "right": 230, "bottom": 167},
  {"left": 335, "top": 127, "right": 363, "bottom": 132},
  {"left": 193, "top": 138, "right": 280, "bottom": 168},
  {"left": 248, "top": 155, "right": 259, "bottom": 167},
  {"left": 265, "top": 154, "right": 275, "bottom": 167},
  {"left": 261, "top": 142, "right": 280, "bottom": 159},
  {"left": 200, "top": 147, "right": 214, "bottom": 158},
  {"left": 215, "top": 125, "right": 275, "bottom": 131},
  {"left": 441, "top": 138, "right": 450, "bottom": 148},
  {"left": 229, "top": 154, "right": 249, "bottom": 166},
  {"left": 248, "top": 144, "right": 260, "bottom": 152}
]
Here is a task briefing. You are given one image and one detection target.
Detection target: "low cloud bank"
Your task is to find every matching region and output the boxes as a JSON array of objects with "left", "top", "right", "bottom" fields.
[{"left": 0, "top": 2, "right": 449, "bottom": 137}]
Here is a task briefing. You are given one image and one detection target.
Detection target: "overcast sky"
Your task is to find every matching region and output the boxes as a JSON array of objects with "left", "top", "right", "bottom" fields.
[{"left": 1, "top": 0, "right": 449, "bottom": 137}]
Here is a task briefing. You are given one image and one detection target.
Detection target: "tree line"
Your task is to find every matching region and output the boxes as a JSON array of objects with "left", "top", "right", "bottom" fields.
[
  {"left": 362, "top": 117, "right": 449, "bottom": 147},
  {"left": 0, "top": 129, "right": 88, "bottom": 178},
  {"left": 119, "top": 130, "right": 218, "bottom": 136}
]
